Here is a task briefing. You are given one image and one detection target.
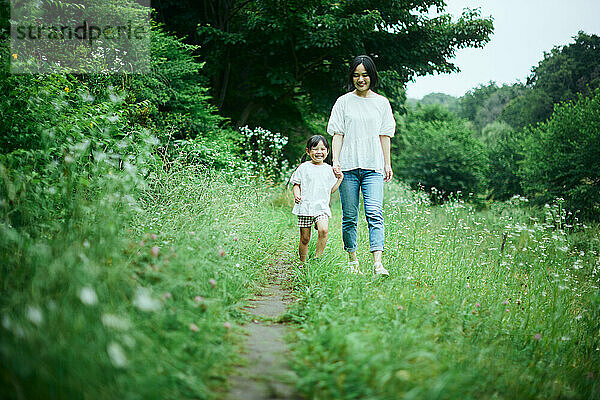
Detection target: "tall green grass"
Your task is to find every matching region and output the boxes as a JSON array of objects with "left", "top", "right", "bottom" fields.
[
  {"left": 0, "top": 160, "right": 291, "bottom": 399},
  {"left": 287, "top": 183, "right": 600, "bottom": 399}
]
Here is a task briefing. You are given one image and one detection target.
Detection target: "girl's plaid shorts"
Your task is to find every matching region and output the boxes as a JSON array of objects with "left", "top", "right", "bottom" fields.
[{"left": 297, "top": 214, "right": 328, "bottom": 229}]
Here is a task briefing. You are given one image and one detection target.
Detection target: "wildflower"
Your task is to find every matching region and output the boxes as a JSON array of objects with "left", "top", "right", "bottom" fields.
[
  {"left": 12, "top": 53, "right": 17, "bottom": 60},
  {"left": 466, "top": 282, "right": 470, "bottom": 289},
  {"left": 27, "top": 306, "right": 43, "bottom": 326},
  {"left": 475, "top": 303, "right": 480, "bottom": 307},
  {"left": 534, "top": 333, "right": 541, "bottom": 340},
  {"left": 233, "top": 236, "right": 239, "bottom": 242},
  {"left": 190, "top": 323, "right": 199, "bottom": 332},
  {"left": 151, "top": 246, "right": 159, "bottom": 257},
  {"left": 503, "top": 300, "right": 509, "bottom": 305},
  {"left": 151, "top": 233, "right": 158, "bottom": 240},
  {"left": 101, "top": 314, "right": 131, "bottom": 330},
  {"left": 190, "top": 231, "right": 195, "bottom": 236},
  {"left": 133, "top": 287, "right": 161, "bottom": 312},
  {"left": 397, "top": 305, "right": 403, "bottom": 311},
  {"left": 218, "top": 247, "right": 225, "bottom": 257},
  {"left": 209, "top": 279, "right": 217, "bottom": 288},
  {"left": 79, "top": 286, "right": 98, "bottom": 306},
  {"left": 505, "top": 309, "right": 510, "bottom": 312},
  {"left": 2, "top": 315, "right": 11, "bottom": 330},
  {"left": 83, "top": 240, "right": 90, "bottom": 248},
  {"left": 194, "top": 296, "right": 204, "bottom": 302},
  {"left": 65, "top": 87, "right": 70, "bottom": 93},
  {"left": 107, "top": 342, "right": 128, "bottom": 368},
  {"left": 163, "top": 292, "right": 172, "bottom": 300},
  {"left": 224, "top": 322, "right": 232, "bottom": 330}
]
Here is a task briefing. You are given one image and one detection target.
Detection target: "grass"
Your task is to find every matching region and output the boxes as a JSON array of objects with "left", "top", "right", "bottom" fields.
[
  {"left": 2, "top": 156, "right": 599, "bottom": 400},
  {"left": 286, "top": 182, "right": 600, "bottom": 400},
  {"left": 0, "top": 162, "right": 292, "bottom": 400}
]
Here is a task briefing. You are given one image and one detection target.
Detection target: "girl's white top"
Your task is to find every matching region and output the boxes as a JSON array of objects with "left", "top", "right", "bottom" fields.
[
  {"left": 326, "top": 91, "right": 395, "bottom": 174},
  {"left": 290, "top": 161, "right": 338, "bottom": 217}
]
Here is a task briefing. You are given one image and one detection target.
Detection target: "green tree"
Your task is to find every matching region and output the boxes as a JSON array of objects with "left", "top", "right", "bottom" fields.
[
  {"left": 394, "top": 104, "right": 485, "bottom": 198},
  {"left": 155, "top": 1, "right": 493, "bottom": 130},
  {"left": 417, "top": 92, "right": 460, "bottom": 114},
  {"left": 483, "top": 122, "right": 524, "bottom": 200},
  {"left": 519, "top": 88, "right": 600, "bottom": 220},
  {"left": 502, "top": 32, "right": 600, "bottom": 129},
  {"left": 458, "top": 82, "right": 525, "bottom": 131}
]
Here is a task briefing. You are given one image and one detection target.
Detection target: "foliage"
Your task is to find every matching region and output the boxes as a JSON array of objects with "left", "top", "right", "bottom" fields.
[
  {"left": 0, "top": 161, "right": 287, "bottom": 399},
  {"left": 154, "top": 0, "right": 493, "bottom": 162},
  {"left": 458, "top": 81, "right": 526, "bottom": 132},
  {"left": 393, "top": 105, "right": 485, "bottom": 199},
  {"left": 519, "top": 88, "right": 600, "bottom": 220},
  {"left": 502, "top": 32, "right": 600, "bottom": 129},
  {"left": 414, "top": 92, "right": 460, "bottom": 114},
  {"left": 483, "top": 122, "right": 525, "bottom": 200},
  {"left": 238, "top": 126, "right": 290, "bottom": 182},
  {"left": 288, "top": 182, "right": 600, "bottom": 399}
]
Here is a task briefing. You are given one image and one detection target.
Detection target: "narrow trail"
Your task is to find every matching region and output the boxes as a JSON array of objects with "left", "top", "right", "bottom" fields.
[{"left": 226, "top": 258, "right": 301, "bottom": 400}]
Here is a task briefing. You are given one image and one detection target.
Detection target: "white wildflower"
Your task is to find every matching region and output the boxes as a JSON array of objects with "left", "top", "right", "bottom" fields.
[
  {"left": 101, "top": 314, "right": 131, "bottom": 330},
  {"left": 133, "top": 287, "right": 161, "bottom": 312},
  {"left": 79, "top": 286, "right": 98, "bottom": 306},
  {"left": 2, "top": 314, "right": 11, "bottom": 330},
  {"left": 27, "top": 306, "right": 43, "bottom": 326},
  {"left": 107, "top": 342, "right": 128, "bottom": 368}
]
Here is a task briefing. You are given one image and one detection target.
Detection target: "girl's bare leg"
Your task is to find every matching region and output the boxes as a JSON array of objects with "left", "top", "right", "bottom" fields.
[
  {"left": 299, "top": 227, "right": 311, "bottom": 262},
  {"left": 348, "top": 251, "right": 358, "bottom": 262},
  {"left": 315, "top": 219, "right": 329, "bottom": 258}
]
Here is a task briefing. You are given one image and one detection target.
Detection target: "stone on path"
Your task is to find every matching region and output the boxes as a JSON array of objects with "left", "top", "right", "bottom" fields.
[{"left": 226, "top": 267, "right": 300, "bottom": 400}]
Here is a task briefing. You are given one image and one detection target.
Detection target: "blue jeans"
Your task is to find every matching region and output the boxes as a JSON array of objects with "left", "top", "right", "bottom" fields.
[{"left": 339, "top": 169, "right": 384, "bottom": 253}]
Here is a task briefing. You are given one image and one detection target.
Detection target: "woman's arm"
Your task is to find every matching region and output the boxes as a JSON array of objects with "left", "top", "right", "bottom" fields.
[
  {"left": 332, "top": 134, "right": 344, "bottom": 178},
  {"left": 379, "top": 135, "right": 393, "bottom": 182}
]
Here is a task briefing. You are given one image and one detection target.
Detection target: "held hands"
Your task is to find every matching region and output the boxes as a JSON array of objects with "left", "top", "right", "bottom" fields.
[
  {"left": 294, "top": 193, "right": 301, "bottom": 204},
  {"left": 332, "top": 162, "right": 342, "bottom": 179}
]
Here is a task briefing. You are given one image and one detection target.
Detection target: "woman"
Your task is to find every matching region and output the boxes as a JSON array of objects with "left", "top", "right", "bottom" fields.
[{"left": 327, "top": 55, "right": 395, "bottom": 276}]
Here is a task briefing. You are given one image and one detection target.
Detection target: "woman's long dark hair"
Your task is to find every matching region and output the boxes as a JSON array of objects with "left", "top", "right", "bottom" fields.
[
  {"left": 300, "top": 135, "right": 332, "bottom": 165},
  {"left": 346, "top": 55, "right": 380, "bottom": 92}
]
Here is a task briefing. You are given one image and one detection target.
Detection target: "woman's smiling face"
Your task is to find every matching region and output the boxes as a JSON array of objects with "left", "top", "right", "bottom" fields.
[{"left": 352, "top": 63, "right": 370, "bottom": 93}]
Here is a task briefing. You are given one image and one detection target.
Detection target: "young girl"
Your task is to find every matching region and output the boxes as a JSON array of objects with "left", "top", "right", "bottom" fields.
[{"left": 290, "top": 135, "right": 343, "bottom": 262}]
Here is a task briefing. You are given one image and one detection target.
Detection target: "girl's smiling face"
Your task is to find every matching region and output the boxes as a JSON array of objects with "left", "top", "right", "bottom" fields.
[
  {"left": 307, "top": 141, "right": 328, "bottom": 165},
  {"left": 352, "top": 63, "right": 370, "bottom": 93}
]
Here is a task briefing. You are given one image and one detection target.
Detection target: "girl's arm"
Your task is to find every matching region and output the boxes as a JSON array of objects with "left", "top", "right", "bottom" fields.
[
  {"left": 331, "top": 175, "right": 343, "bottom": 194},
  {"left": 379, "top": 135, "right": 393, "bottom": 182},
  {"left": 293, "top": 184, "right": 301, "bottom": 203},
  {"left": 332, "top": 134, "right": 344, "bottom": 178}
]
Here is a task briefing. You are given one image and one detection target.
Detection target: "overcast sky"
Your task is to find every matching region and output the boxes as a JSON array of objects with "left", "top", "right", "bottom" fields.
[{"left": 405, "top": 0, "right": 600, "bottom": 99}]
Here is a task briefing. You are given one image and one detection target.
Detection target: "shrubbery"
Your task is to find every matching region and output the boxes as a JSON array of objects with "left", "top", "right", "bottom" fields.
[
  {"left": 394, "top": 105, "right": 485, "bottom": 200},
  {"left": 520, "top": 88, "right": 600, "bottom": 220}
]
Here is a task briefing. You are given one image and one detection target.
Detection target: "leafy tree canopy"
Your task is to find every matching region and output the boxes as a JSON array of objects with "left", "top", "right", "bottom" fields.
[
  {"left": 502, "top": 32, "right": 600, "bottom": 129},
  {"left": 154, "top": 0, "right": 493, "bottom": 132}
]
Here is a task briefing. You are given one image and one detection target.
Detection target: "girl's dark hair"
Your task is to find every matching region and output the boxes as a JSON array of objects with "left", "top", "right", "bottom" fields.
[
  {"left": 346, "top": 55, "right": 379, "bottom": 92},
  {"left": 300, "top": 135, "right": 332, "bottom": 165}
]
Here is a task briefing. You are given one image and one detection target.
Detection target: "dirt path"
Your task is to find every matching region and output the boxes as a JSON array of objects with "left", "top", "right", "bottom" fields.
[{"left": 226, "top": 260, "right": 300, "bottom": 400}]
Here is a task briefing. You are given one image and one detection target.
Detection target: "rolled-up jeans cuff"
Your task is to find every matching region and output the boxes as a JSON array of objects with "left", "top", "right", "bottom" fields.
[
  {"left": 344, "top": 246, "right": 357, "bottom": 253},
  {"left": 370, "top": 246, "right": 384, "bottom": 253}
]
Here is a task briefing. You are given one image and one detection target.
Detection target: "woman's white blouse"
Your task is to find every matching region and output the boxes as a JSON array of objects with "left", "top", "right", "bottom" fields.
[
  {"left": 290, "top": 161, "right": 338, "bottom": 217},
  {"left": 326, "top": 91, "right": 395, "bottom": 174}
]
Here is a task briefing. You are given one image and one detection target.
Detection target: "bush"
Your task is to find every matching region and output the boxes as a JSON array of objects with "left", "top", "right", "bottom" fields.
[
  {"left": 483, "top": 122, "right": 525, "bottom": 200},
  {"left": 519, "top": 88, "right": 600, "bottom": 220},
  {"left": 394, "top": 105, "right": 485, "bottom": 199}
]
